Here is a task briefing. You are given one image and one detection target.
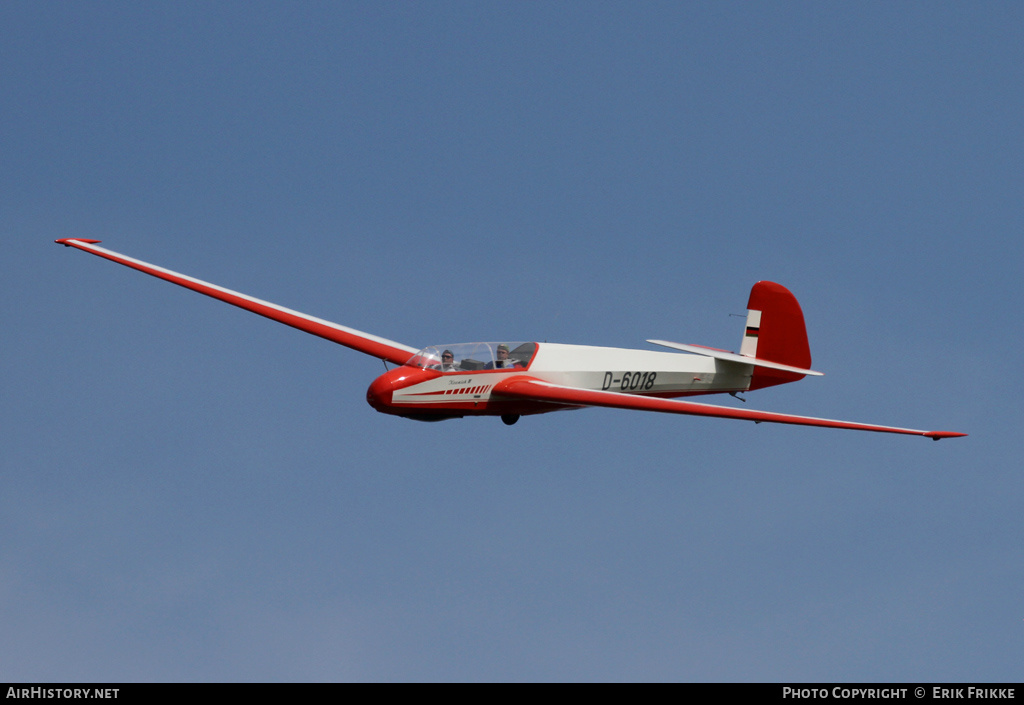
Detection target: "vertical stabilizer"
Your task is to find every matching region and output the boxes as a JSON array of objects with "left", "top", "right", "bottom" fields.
[
  {"left": 739, "top": 308, "right": 762, "bottom": 357},
  {"left": 743, "top": 281, "right": 812, "bottom": 391}
]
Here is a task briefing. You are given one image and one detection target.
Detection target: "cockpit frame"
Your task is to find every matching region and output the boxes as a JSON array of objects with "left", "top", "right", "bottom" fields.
[{"left": 406, "top": 342, "right": 538, "bottom": 373}]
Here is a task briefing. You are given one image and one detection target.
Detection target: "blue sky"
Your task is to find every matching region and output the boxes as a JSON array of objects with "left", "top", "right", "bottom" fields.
[{"left": 2, "top": 1, "right": 1020, "bottom": 681}]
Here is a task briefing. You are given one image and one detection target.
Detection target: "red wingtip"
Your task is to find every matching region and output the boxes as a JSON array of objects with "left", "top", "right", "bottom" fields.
[
  {"left": 55, "top": 238, "right": 102, "bottom": 246},
  {"left": 923, "top": 431, "right": 969, "bottom": 441}
]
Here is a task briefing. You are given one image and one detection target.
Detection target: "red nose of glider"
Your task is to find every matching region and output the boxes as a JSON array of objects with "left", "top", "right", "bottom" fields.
[{"left": 366, "top": 373, "right": 394, "bottom": 412}]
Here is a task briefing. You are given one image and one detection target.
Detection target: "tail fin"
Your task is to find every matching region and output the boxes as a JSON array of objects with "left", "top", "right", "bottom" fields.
[{"left": 741, "top": 281, "right": 812, "bottom": 391}]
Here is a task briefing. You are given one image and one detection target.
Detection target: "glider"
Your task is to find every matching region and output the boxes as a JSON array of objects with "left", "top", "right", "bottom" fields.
[{"left": 55, "top": 239, "right": 965, "bottom": 440}]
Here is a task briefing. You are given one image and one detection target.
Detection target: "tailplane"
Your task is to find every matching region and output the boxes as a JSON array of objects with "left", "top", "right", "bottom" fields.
[{"left": 741, "top": 281, "right": 813, "bottom": 390}]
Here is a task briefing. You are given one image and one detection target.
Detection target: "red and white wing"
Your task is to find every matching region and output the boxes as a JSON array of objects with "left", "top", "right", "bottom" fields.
[
  {"left": 56, "top": 239, "right": 419, "bottom": 365},
  {"left": 492, "top": 376, "right": 966, "bottom": 440}
]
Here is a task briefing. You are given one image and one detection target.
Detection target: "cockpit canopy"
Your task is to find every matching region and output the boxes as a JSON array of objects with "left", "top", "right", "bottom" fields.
[{"left": 405, "top": 342, "right": 537, "bottom": 372}]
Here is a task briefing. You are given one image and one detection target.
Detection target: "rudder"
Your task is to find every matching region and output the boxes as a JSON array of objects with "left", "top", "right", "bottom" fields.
[{"left": 741, "top": 281, "right": 812, "bottom": 391}]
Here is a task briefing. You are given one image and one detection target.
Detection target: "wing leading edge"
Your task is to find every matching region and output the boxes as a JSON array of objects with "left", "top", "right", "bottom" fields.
[
  {"left": 55, "top": 239, "right": 418, "bottom": 365},
  {"left": 492, "top": 376, "right": 967, "bottom": 440}
]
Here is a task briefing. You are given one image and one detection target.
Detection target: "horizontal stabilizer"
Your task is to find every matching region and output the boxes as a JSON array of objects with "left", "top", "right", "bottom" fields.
[{"left": 647, "top": 340, "right": 823, "bottom": 377}]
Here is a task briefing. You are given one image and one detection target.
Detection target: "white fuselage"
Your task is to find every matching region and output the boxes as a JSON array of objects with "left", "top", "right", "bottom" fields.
[
  {"left": 525, "top": 342, "right": 751, "bottom": 396},
  {"left": 387, "top": 342, "right": 753, "bottom": 412}
]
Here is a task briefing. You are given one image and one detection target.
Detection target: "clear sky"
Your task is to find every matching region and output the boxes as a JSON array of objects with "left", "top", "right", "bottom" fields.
[{"left": 2, "top": 1, "right": 1019, "bottom": 682}]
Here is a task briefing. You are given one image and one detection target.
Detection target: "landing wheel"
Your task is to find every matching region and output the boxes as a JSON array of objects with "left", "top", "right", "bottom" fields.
[{"left": 501, "top": 414, "right": 520, "bottom": 426}]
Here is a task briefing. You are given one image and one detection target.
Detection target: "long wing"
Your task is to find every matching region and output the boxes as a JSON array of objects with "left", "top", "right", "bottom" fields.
[
  {"left": 55, "top": 239, "right": 419, "bottom": 365},
  {"left": 492, "top": 376, "right": 967, "bottom": 440}
]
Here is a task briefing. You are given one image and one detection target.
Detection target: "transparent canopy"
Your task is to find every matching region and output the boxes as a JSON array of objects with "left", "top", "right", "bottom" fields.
[{"left": 405, "top": 342, "right": 537, "bottom": 372}]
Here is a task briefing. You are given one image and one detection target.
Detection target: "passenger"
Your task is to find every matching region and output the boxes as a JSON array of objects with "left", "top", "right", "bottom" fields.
[{"left": 485, "top": 344, "right": 519, "bottom": 370}]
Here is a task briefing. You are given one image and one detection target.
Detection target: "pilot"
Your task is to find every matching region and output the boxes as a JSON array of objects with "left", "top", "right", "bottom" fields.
[
  {"left": 485, "top": 344, "right": 519, "bottom": 370},
  {"left": 437, "top": 349, "right": 460, "bottom": 372}
]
